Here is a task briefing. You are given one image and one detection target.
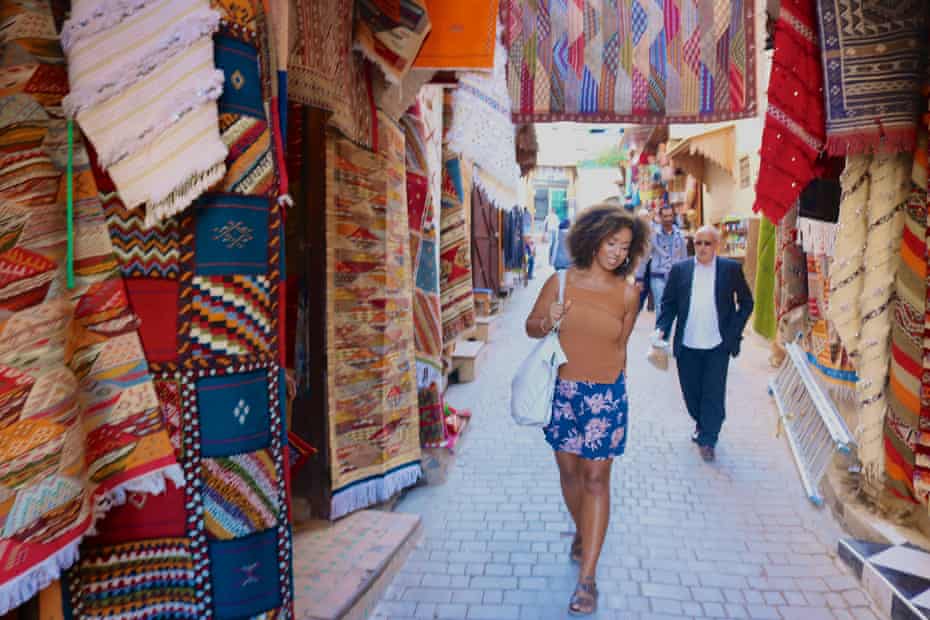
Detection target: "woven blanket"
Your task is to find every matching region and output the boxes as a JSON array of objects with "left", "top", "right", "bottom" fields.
[
  {"left": 62, "top": 0, "right": 227, "bottom": 226},
  {"left": 753, "top": 0, "right": 825, "bottom": 225},
  {"left": 504, "top": 0, "right": 757, "bottom": 124},
  {"left": 402, "top": 97, "right": 443, "bottom": 386},
  {"left": 806, "top": 256, "right": 857, "bottom": 399},
  {"left": 65, "top": 4, "right": 295, "bottom": 618},
  {"left": 355, "top": 0, "right": 431, "bottom": 85},
  {"left": 829, "top": 152, "right": 910, "bottom": 492},
  {"left": 0, "top": 6, "right": 181, "bottom": 613},
  {"left": 753, "top": 216, "right": 777, "bottom": 340},
  {"left": 290, "top": 0, "right": 376, "bottom": 149},
  {"left": 775, "top": 204, "right": 809, "bottom": 344},
  {"left": 325, "top": 130, "right": 421, "bottom": 519},
  {"left": 447, "top": 22, "right": 521, "bottom": 204},
  {"left": 886, "top": 129, "right": 928, "bottom": 505},
  {"left": 439, "top": 152, "right": 476, "bottom": 343},
  {"left": 413, "top": 0, "right": 498, "bottom": 70},
  {"left": 817, "top": 0, "right": 929, "bottom": 155}
]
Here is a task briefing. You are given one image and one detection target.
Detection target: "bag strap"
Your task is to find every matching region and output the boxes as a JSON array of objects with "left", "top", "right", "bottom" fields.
[{"left": 553, "top": 270, "right": 566, "bottom": 332}]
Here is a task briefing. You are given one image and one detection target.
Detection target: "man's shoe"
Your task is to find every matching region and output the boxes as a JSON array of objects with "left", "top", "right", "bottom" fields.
[{"left": 699, "top": 445, "right": 715, "bottom": 462}]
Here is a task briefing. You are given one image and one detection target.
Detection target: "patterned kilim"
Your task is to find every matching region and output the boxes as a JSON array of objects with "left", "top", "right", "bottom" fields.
[
  {"left": 828, "top": 153, "right": 911, "bottom": 492},
  {"left": 439, "top": 147, "right": 476, "bottom": 342},
  {"left": 413, "top": 0, "right": 499, "bottom": 70},
  {"left": 325, "top": 129, "right": 421, "bottom": 519},
  {"left": 355, "top": 0, "right": 432, "bottom": 85},
  {"left": 805, "top": 256, "right": 857, "bottom": 399},
  {"left": 775, "top": 205, "right": 808, "bottom": 345},
  {"left": 65, "top": 2, "right": 294, "bottom": 618},
  {"left": 886, "top": 129, "right": 928, "bottom": 505},
  {"left": 290, "top": 0, "right": 376, "bottom": 148},
  {"left": 753, "top": 0, "right": 825, "bottom": 225},
  {"left": 817, "top": 1, "right": 929, "bottom": 156},
  {"left": 0, "top": 3, "right": 181, "bottom": 613},
  {"left": 402, "top": 94, "right": 443, "bottom": 381},
  {"left": 504, "top": 0, "right": 757, "bottom": 123},
  {"left": 447, "top": 24, "right": 521, "bottom": 205}
]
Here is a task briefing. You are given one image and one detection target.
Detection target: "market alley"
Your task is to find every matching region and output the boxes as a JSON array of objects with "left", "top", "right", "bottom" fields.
[{"left": 373, "top": 262, "right": 880, "bottom": 620}]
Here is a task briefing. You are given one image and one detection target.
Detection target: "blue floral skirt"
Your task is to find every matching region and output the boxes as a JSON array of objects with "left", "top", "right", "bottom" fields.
[{"left": 543, "top": 373, "right": 629, "bottom": 460}]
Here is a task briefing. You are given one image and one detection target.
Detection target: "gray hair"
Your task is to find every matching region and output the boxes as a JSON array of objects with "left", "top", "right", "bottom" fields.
[{"left": 695, "top": 225, "right": 720, "bottom": 241}]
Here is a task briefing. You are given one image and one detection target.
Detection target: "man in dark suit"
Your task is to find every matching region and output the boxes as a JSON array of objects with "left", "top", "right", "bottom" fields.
[{"left": 656, "top": 225, "right": 754, "bottom": 462}]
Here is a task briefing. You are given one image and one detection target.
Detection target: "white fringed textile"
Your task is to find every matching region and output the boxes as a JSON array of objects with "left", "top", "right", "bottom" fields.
[
  {"left": 828, "top": 153, "right": 910, "bottom": 492},
  {"left": 446, "top": 22, "right": 521, "bottom": 207},
  {"left": 330, "top": 462, "right": 421, "bottom": 520},
  {"left": 796, "top": 217, "right": 838, "bottom": 257},
  {"left": 61, "top": 0, "right": 226, "bottom": 226}
]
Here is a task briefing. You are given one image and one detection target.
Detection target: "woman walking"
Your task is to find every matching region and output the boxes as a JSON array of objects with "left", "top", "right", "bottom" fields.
[{"left": 525, "top": 205, "right": 649, "bottom": 615}]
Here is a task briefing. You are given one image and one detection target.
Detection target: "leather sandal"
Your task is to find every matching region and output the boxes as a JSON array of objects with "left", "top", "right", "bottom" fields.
[
  {"left": 570, "top": 534, "right": 582, "bottom": 563},
  {"left": 568, "top": 576, "right": 598, "bottom": 616}
]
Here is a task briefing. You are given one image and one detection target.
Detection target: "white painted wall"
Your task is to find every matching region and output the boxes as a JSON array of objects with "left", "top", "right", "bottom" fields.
[{"left": 575, "top": 167, "right": 623, "bottom": 211}]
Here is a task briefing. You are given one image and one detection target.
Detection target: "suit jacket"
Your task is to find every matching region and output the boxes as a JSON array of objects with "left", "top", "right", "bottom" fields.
[{"left": 656, "top": 257, "right": 754, "bottom": 358}]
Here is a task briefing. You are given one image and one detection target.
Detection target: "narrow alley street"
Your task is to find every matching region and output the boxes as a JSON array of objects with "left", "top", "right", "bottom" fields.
[{"left": 374, "top": 263, "right": 880, "bottom": 620}]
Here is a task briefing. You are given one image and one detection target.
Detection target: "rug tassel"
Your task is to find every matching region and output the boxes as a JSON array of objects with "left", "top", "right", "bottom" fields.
[
  {"left": 330, "top": 462, "right": 421, "bottom": 520},
  {"left": 66, "top": 118, "right": 75, "bottom": 290}
]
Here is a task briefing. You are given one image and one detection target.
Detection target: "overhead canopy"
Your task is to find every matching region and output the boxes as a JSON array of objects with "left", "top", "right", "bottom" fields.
[{"left": 666, "top": 125, "right": 736, "bottom": 180}]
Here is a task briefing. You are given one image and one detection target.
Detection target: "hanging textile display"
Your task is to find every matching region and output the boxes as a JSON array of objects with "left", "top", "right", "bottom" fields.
[
  {"left": 806, "top": 256, "right": 858, "bottom": 399},
  {"left": 816, "top": 0, "right": 929, "bottom": 155},
  {"left": 504, "top": 0, "right": 757, "bottom": 124},
  {"left": 0, "top": 5, "right": 181, "bottom": 612},
  {"left": 447, "top": 22, "right": 521, "bottom": 205},
  {"left": 775, "top": 206, "right": 809, "bottom": 345},
  {"left": 374, "top": 69, "right": 437, "bottom": 122},
  {"left": 753, "top": 216, "right": 778, "bottom": 340},
  {"left": 65, "top": 3, "right": 295, "bottom": 617},
  {"left": 753, "top": 0, "right": 825, "bottom": 225},
  {"left": 796, "top": 178, "right": 841, "bottom": 257},
  {"left": 290, "top": 0, "right": 376, "bottom": 148},
  {"left": 439, "top": 93, "right": 476, "bottom": 344},
  {"left": 354, "top": 0, "right": 432, "bottom": 85},
  {"left": 61, "top": 0, "right": 228, "bottom": 226},
  {"left": 829, "top": 153, "right": 911, "bottom": 491},
  {"left": 402, "top": 97, "right": 443, "bottom": 386},
  {"left": 324, "top": 130, "right": 421, "bottom": 519},
  {"left": 414, "top": 0, "right": 498, "bottom": 70},
  {"left": 885, "top": 130, "right": 928, "bottom": 505}
]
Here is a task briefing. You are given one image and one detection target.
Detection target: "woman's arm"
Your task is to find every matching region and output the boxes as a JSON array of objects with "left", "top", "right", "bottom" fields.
[
  {"left": 526, "top": 273, "right": 559, "bottom": 338},
  {"left": 618, "top": 281, "right": 640, "bottom": 348}
]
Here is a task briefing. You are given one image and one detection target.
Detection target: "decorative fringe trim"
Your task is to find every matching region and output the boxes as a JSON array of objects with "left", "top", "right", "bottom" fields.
[
  {"left": 353, "top": 40, "right": 404, "bottom": 86},
  {"left": 277, "top": 194, "right": 294, "bottom": 208},
  {"left": 63, "top": 10, "right": 221, "bottom": 117},
  {"left": 94, "top": 70, "right": 225, "bottom": 168},
  {"left": 330, "top": 462, "right": 421, "bottom": 520},
  {"left": 61, "top": 0, "right": 152, "bottom": 51},
  {"left": 825, "top": 128, "right": 917, "bottom": 157},
  {"left": 144, "top": 160, "right": 226, "bottom": 228},
  {"left": 796, "top": 217, "right": 838, "bottom": 257},
  {"left": 0, "top": 464, "right": 184, "bottom": 617},
  {"left": 472, "top": 170, "right": 517, "bottom": 210}
]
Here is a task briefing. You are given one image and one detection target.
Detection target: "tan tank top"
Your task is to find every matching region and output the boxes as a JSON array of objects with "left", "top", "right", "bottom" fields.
[{"left": 530, "top": 273, "right": 630, "bottom": 383}]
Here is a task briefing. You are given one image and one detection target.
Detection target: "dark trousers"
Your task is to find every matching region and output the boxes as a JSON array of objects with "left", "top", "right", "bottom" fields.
[{"left": 676, "top": 345, "right": 730, "bottom": 447}]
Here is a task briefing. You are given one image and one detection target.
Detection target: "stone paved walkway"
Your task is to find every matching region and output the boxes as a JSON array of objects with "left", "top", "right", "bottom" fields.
[{"left": 373, "top": 263, "right": 880, "bottom": 620}]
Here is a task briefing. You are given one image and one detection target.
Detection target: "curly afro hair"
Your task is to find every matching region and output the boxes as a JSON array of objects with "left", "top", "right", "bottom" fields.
[{"left": 567, "top": 204, "right": 651, "bottom": 277}]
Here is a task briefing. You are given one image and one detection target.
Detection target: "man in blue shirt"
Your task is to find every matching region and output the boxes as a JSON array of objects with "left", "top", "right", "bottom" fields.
[{"left": 649, "top": 204, "right": 688, "bottom": 318}]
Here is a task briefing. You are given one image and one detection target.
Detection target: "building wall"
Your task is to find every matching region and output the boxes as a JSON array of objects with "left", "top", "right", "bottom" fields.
[{"left": 576, "top": 167, "right": 622, "bottom": 211}]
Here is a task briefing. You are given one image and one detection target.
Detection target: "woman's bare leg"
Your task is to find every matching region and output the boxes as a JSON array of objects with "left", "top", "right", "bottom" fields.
[
  {"left": 577, "top": 458, "right": 613, "bottom": 580},
  {"left": 555, "top": 451, "right": 583, "bottom": 538}
]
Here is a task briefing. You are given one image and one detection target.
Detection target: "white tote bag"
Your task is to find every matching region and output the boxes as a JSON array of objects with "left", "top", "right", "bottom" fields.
[{"left": 511, "top": 270, "right": 567, "bottom": 427}]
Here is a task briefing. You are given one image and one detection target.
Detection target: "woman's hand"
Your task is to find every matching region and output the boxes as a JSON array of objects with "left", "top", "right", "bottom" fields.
[{"left": 548, "top": 299, "right": 573, "bottom": 328}]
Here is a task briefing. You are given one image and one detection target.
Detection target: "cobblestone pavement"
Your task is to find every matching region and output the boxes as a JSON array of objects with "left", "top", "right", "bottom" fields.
[{"left": 373, "top": 263, "right": 880, "bottom": 620}]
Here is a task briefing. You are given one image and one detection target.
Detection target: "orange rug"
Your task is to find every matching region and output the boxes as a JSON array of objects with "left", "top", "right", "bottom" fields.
[{"left": 413, "top": 0, "right": 498, "bottom": 70}]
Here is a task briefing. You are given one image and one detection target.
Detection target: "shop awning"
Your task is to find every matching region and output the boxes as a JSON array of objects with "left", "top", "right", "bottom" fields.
[{"left": 667, "top": 125, "right": 736, "bottom": 180}]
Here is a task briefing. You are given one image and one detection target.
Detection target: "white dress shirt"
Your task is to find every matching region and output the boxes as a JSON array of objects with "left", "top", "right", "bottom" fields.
[{"left": 683, "top": 258, "right": 722, "bottom": 350}]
